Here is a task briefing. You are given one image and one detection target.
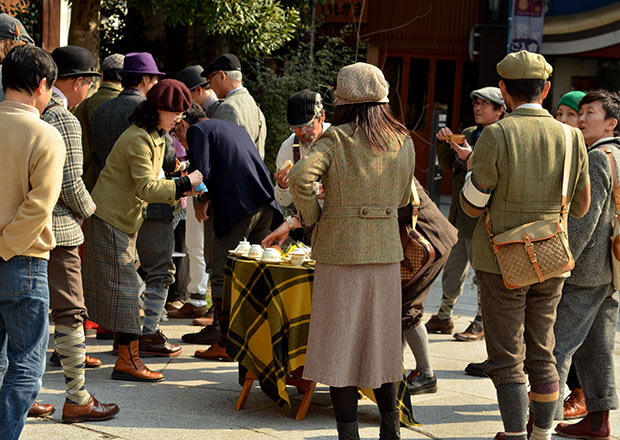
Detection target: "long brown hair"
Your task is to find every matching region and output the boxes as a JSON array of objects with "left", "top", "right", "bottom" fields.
[{"left": 330, "top": 102, "right": 410, "bottom": 150}]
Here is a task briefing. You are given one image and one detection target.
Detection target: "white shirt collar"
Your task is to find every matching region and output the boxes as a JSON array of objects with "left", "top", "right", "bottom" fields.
[
  {"left": 515, "top": 103, "right": 543, "bottom": 110},
  {"left": 52, "top": 86, "right": 68, "bottom": 108}
]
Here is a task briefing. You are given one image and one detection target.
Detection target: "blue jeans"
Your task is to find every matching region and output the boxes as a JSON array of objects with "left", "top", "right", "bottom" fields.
[{"left": 0, "top": 256, "right": 49, "bottom": 440}]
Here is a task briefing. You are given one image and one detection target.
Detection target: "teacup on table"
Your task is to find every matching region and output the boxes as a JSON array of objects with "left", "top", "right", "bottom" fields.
[
  {"left": 248, "top": 244, "right": 264, "bottom": 259},
  {"left": 289, "top": 248, "right": 306, "bottom": 266},
  {"left": 234, "top": 240, "right": 251, "bottom": 256},
  {"left": 261, "top": 248, "right": 281, "bottom": 262}
]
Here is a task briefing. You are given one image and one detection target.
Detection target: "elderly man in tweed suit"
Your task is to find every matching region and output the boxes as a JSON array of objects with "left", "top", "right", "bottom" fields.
[
  {"left": 41, "top": 46, "right": 119, "bottom": 423},
  {"left": 460, "top": 51, "right": 591, "bottom": 440}
]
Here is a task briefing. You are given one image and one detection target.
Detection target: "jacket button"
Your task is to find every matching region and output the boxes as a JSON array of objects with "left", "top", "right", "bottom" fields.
[
  {"left": 386, "top": 209, "right": 392, "bottom": 215},
  {"left": 362, "top": 208, "right": 368, "bottom": 215}
]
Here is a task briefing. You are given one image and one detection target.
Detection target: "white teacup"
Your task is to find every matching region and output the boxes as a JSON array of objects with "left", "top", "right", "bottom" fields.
[
  {"left": 248, "top": 244, "right": 264, "bottom": 259},
  {"left": 235, "top": 240, "right": 251, "bottom": 256},
  {"left": 262, "top": 248, "right": 281, "bottom": 262}
]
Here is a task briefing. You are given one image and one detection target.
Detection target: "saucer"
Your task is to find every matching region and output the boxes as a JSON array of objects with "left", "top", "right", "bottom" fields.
[{"left": 261, "top": 257, "right": 282, "bottom": 263}]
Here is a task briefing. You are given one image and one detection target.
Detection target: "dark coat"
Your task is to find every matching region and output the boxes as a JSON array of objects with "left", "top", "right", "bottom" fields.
[
  {"left": 186, "top": 119, "right": 282, "bottom": 238},
  {"left": 399, "top": 179, "right": 458, "bottom": 329}
]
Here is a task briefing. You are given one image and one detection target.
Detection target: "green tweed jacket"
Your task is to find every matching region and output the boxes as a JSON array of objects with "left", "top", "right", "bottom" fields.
[
  {"left": 289, "top": 123, "right": 415, "bottom": 265},
  {"left": 91, "top": 124, "right": 176, "bottom": 235},
  {"left": 437, "top": 125, "right": 479, "bottom": 238},
  {"left": 461, "top": 107, "right": 590, "bottom": 274}
]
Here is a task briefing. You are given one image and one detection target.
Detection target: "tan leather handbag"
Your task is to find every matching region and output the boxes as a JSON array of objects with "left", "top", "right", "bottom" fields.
[
  {"left": 599, "top": 147, "right": 620, "bottom": 291},
  {"left": 486, "top": 124, "right": 574, "bottom": 290},
  {"left": 400, "top": 180, "right": 436, "bottom": 288}
]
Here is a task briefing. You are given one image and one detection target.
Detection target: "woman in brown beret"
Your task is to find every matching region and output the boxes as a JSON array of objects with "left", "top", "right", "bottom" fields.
[
  {"left": 264, "top": 63, "right": 415, "bottom": 439},
  {"left": 83, "top": 79, "right": 203, "bottom": 382}
]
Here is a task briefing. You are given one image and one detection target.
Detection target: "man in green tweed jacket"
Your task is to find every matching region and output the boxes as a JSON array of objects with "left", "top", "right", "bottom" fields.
[
  {"left": 42, "top": 46, "right": 118, "bottom": 423},
  {"left": 460, "top": 51, "right": 590, "bottom": 440}
]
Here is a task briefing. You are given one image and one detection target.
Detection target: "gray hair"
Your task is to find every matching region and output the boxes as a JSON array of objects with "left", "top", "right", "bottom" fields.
[{"left": 225, "top": 70, "right": 242, "bottom": 82}]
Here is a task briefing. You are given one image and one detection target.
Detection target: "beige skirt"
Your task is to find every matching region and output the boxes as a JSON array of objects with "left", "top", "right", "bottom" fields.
[{"left": 302, "top": 262, "right": 402, "bottom": 389}]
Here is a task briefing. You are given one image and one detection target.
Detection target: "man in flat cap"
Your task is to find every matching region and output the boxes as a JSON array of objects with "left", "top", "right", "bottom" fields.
[
  {"left": 273, "top": 89, "right": 329, "bottom": 218},
  {"left": 460, "top": 50, "right": 591, "bottom": 440},
  {"left": 202, "top": 54, "right": 266, "bottom": 159},
  {"left": 41, "top": 45, "right": 119, "bottom": 423},
  {"left": 74, "top": 53, "right": 124, "bottom": 192},
  {"left": 0, "top": 13, "right": 34, "bottom": 102},
  {"left": 176, "top": 64, "right": 218, "bottom": 115}
]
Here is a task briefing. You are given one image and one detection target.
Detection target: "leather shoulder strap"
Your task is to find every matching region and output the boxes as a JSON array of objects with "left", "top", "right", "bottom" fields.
[
  {"left": 560, "top": 123, "right": 573, "bottom": 216},
  {"left": 599, "top": 147, "right": 620, "bottom": 222}
]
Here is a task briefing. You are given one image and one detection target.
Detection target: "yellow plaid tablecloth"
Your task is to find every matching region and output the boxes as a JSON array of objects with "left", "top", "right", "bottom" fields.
[{"left": 223, "top": 255, "right": 417, "bottom": 425}]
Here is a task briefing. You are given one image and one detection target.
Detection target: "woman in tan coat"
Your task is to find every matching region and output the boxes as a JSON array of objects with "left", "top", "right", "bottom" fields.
[
  {"left": 83, "top": 79, "right": 203, "bottom": 382},
  {"left": 264, "top": 63, "right": 415, "bottom": 440}
]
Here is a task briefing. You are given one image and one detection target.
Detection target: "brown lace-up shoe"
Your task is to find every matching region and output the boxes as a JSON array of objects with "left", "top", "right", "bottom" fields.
[
  {"left": 167, "top": 303, "right": 207, "bottom": 319},
  {"left": 425, "top": 315, "right": 454, "bottom": 334},
  {"left": 194, "top": 342, "right": 234, "bottom": 361},
  {"left": 453, "top": 321, "right": 484, "bottom": 341},
  {"left": 563, "top": 387, "right": 587, "bottom": 420},
  {"left": 62, "top": 395, "right": 119, "bottom": 423},
  {"left": 27, "top": 401, "right": 54, "bottom": 417},
  {"left": 139, "top": 329, "right": 182, "bottom": 357}
]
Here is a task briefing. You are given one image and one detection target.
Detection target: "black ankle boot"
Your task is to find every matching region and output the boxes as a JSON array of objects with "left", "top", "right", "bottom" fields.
[
  {"left": 336, "top": 420, "right": 360, "bottom": 440},
  {"left": 379, "top": 411, "right": 401, "bottom": 440}
]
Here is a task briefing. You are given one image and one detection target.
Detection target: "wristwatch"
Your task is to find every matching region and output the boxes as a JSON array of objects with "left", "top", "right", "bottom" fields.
[{"left": 286, "top": 215, "right": 295, "bottom": 229}]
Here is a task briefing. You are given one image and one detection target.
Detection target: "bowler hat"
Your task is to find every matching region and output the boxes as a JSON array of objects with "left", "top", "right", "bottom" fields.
[
  {"left": 147, "top": 79, "right": 192, "bottom": 113},
  {"left": 52, "top": 46, "right": 100, "bottom": 78},
  {"left": 334, "top": 62, "right": 389, "bottom": 106},
  {"left": 287, "top": 89, "right": 323, "bottom": 127},
  {"left": 121, "top": 52, "right": 165, "bottom": 77},
  {"left": 175, "top": 65, "right": 208, "bottom": 90},
  {"left": 203, "top": 54, "right": 241, "bottom": 77},
  {"left": 497, "top": 50, "right": 552, "bottom": 80},
  {"left": 0, "top": 13, "right": 33, "bottom": 44}
]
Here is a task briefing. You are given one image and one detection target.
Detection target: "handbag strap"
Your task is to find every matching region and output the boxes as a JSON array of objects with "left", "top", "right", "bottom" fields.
[
  {"left": 410, "top": 179, "right": 420, "bottom": 229},
  {"left": 486, "top": 122, "right": 573, "bottom": 244},
  {"left": 599, "top": 147, "right": 620, "bottom": 222}
]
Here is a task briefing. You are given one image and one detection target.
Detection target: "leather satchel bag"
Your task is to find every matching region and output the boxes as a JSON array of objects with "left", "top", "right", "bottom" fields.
[
  {"left": 400, "top": 180, "right": 436, "bottom": 287},
  {"left": 487, "top": 123, "right": 575, "bottom": 290},
  {"left": 599, "top": 147, "right": 620, "bottom": 291}
]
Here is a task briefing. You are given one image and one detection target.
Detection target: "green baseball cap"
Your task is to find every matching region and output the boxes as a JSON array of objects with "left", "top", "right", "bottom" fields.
[{"left": 496, "top": 50, "right": 552, "bottom": 80}]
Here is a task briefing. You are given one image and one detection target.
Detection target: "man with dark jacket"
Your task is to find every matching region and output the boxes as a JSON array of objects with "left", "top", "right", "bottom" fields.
[{"left": 181, "top": 118, "right": 282, "bottom": 360}]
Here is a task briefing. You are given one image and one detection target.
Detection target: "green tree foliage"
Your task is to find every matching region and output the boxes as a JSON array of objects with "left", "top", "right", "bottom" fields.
[
  {"left": 133, "top": 0, "right": 299, "bottom": 56},
  {"left": 242, "top": 26, "right": 362, "bottom": 172}
]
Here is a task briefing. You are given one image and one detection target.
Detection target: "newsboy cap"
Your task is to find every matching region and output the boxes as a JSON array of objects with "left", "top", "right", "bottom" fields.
[
  {"left": 203, "top": 54, "right": 241, "bottom": 77},
  {"left": 496, "top": 50, "right": 552, "bottom": 80},
  {"left": 470, "top": 86, "right": 505, "bottom": 108},
  {"left": 0, "top": 13, "right": 33, "bottom": 44},
  {"left": 334, "top": 62, "right": 389, "bottom": 106},
  {"left": 146, "top": 79, "right": 192, "bottom": 113},
  {"left": 287, "top": 89, "right": 323, "bottom": 127},
  {"left": 175, "top": 65, "right": 208, "bottom": 90},
  {"left": 101, "top": 53, "right": 125, "bottom": 72},
  {"left": 52, "top": 46, "right": 100, "bottom": 78}
]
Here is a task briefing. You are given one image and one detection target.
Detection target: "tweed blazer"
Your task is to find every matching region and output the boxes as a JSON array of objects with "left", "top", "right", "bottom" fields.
[
  {"left": 566, "top": 138, "right": 620, "bottom": 287},
  {"left": 43, "top": 92, "right": 96, "bottom": 247},
  {"left": 212, "top": 87, "right": 266, "bottom": 159},
  {"left": 462, "top": 107, "right": 590, "bottom": 274},
  {"left": 73, "top": 82, "right": 122, "bottom": 191},
  {"left": 437, "top": 125, "right": 480, "bottom": 238},
  {"left": 289, "top": 123, "right": 415, "bottom": 265},
  {"left": 91, "top": 124, "right": 176, "bottom": 235},
  {"left": 90, "top": 88, "right": 145, "bottom": 169}
]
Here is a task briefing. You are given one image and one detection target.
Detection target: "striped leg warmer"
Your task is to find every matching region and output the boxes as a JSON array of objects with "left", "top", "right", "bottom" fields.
[{"left": 54, "top": 324, "right": 90, "bottom": 405}]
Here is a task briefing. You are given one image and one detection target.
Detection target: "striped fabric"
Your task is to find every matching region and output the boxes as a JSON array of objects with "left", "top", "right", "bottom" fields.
[{"left": 223, "top": 255, "right": 417, "bottom": 425}]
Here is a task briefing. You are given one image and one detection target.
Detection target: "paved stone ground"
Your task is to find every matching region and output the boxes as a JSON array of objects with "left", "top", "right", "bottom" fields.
[{"left": 20, "top": 197, "right": 620, "bottom": 439}]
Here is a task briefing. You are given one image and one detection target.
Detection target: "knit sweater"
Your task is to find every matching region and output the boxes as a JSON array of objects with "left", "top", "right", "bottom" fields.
[{"left": 0, "top": 100, "right": 66, "bottom": 260}]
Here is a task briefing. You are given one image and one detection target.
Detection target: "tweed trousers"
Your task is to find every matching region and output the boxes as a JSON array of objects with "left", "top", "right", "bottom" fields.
[
  {"left": 439, "top": 237, "right": 481, "bottom": 320},
  {"left": 553, "top": 282, "right": 619, "bottom": 419},
  {"left": 478, "top": 271, "right": 563, "bottom": 387},
  {"left": 136, "top": 218, "right": 175, "bottom": 288}
]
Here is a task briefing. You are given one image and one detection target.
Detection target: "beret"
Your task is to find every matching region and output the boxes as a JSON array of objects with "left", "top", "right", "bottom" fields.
[{"left": 146, "top": 79, "right": 192, "bottom": 113}]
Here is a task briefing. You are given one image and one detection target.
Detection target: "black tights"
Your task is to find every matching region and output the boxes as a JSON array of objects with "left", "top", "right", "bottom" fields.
[
  {"left": 329, "top": 382, "right": 397, "bottom": 423},
  {"left": 117, "top": 332, "right": 138, "bottom": 345}
]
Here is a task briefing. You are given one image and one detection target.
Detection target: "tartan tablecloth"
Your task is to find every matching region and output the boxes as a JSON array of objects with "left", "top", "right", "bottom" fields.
[{"left": 223, "top": 255, "right": 417, "bottom": 425}]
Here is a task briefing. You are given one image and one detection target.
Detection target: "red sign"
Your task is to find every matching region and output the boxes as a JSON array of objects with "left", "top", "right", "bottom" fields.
[
  {"left": 514, "top": 0, "right": 544, "bottom": 17},
  {"left": 317, "top": 0, "right": 368, "bottom": 24}
]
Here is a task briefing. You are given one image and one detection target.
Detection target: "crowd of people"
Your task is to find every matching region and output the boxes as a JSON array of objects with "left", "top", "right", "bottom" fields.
[{"left": 0, "top": 11, "right": 617, "bottom": 440}]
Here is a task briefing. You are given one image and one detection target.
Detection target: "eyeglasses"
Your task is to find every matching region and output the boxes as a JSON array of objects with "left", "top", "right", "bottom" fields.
[
  {"left": 290, "top": 118, "right": 319, "bottom": 134},
  {"left": 472, "top": 99, "right": 492, "bottom": 108},
  {"left": 174, "top": 113, "right": 187, "bottom": 123},
  {"left": 82, "top": 77, "right": 96, "bottom": 90}
]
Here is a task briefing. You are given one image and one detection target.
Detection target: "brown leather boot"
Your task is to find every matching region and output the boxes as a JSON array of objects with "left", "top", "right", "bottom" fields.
[
  {"left": 556, "top": 410, "right": 610, "bottom": 439},
  {"left": 111, "top": 340, "right": 164, "bottom": 382}
]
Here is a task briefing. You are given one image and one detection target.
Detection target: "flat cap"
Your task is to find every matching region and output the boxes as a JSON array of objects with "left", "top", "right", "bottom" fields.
[
  {"left": 334, "top": 62, "right": 389, "bottom": 106},
  {"left": 470, "top": 86, "right": 505, "bottom": 108},
  {"left": 287, "top": 89, "right": 323, "bottom": 127},
  {"left": 175, "top": 65, "right": 208, "bottom": 90},
  {"left": 0, "top": 13, "right": 33, "bottom": 44},
  {"left": 52, "top": 46, "right": 100, "bottom": 78},
  {"left": 203, "top": 54, "right": 241, "bottom": 77},
  {"left": 101, "top": 53, "right": 124, "bottom": 71},
  {"left": 146, "top": 79, "right": 192, "bottom": 113},
  {"left": 496, "top": 50, "right": 552, "bottom": 80}
]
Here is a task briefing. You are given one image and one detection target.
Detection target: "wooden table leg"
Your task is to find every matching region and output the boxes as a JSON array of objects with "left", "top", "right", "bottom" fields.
[
  {"left": 235, "top": 371, "right": 258, "bottom": 410},
  {"left": 295, "top": 381, "right": 316, "bottom": 421}
]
